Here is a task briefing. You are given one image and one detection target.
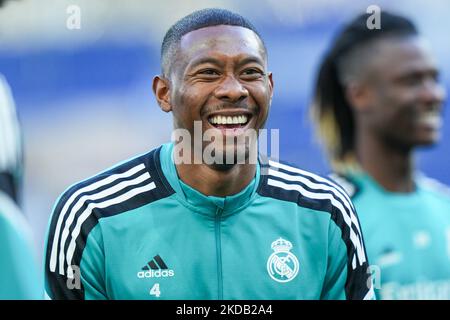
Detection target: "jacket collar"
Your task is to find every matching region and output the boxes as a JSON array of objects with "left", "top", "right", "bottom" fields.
[{"left": 159, "top": 143, "right": 260, "bottom": 217}]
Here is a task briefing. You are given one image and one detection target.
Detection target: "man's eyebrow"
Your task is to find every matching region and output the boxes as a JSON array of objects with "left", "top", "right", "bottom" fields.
[
  {"left": 186, "top": 55, "right": 265, "bottom": 71},
  {"left": 187, "top": 57, "right": 225, "bottom": 70},
  {"left": 396, "top": 65, "right": 440, "bottom": 78},
  {"left": 237, "top": 56, "right": 265, "bottom": 68}
]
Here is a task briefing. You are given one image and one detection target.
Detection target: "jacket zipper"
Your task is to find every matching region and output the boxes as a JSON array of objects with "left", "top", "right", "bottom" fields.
[{"left": 215, "top": 207, "right": 223, "bottom": 300}]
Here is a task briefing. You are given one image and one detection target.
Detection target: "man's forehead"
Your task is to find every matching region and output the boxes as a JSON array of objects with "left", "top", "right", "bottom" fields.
[
  {"left": 375, "top": 37, "right": 436, "bottom": 67},
  {"left": 178, "top": 25, "right": 265, "bottom": 59},
  {"left": 364, "top": 36, "right": 437, "bottom": 78}
]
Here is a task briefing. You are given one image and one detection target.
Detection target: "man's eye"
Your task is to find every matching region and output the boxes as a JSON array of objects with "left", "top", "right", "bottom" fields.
[
  {"left": 198, "top": 69, "right": 220, "bottom": 76},
  {"left": 431, "top": 72, "right": 440, "bottom": 82},
  {"left": 241, "top": 68, "right": 264, "bottom": 79},
  {"left": 243, "top": 69, "right": 261, "bottom": 75},
  {"left": 401, "top": 76, "right": 421, "bottom": 86}
]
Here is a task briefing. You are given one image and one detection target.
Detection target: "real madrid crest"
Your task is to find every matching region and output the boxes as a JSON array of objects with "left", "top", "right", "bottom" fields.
[{"left": 267, "top": 237, "right": 299, "bottom": 283}]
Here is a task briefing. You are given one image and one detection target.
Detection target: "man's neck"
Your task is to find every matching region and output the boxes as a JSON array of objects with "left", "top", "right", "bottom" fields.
[
  {"left": 356, "top": 130, "right": 415, "bottom": 193},
  {"left": 175, "top": 162, "right": 257, "bottom": 197}
]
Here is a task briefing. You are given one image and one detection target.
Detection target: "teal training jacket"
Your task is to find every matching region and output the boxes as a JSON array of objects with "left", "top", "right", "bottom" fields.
[
  {"left": 44, "top": 143, "right": 374, "bottom": 300},
  {"left": 332, "top": 172, "right": 450, "bottom": 300},
  {"left": 0, "top": 191, "right": 42, "bottom": 299}
]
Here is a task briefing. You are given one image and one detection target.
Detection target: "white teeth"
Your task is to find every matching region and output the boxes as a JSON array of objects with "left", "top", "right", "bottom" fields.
[
  {"left": 208, "top": 114, "right": 249, "bottom": 125},
  {"left": 418, "top": 113, "right": 442, "bottom": 128}
]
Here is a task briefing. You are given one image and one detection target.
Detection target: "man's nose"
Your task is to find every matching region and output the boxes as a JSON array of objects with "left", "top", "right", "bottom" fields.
[
  {"left": 214, "top": 75, "right": 249, "bottom": 103},
  {"left": 420, "top": 78, "right": 446, "bottom": 108}
]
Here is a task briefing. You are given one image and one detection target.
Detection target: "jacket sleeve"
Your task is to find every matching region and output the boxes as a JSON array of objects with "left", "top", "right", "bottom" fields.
[
  {"left": 44, "top": 193, "right": 107, "bottom": 300},
  {"left": 321, "top": 207, "right": 375, "bottom": 300},
  {"left": 0, "top": 208, "right": 42, "bottom": 300}
]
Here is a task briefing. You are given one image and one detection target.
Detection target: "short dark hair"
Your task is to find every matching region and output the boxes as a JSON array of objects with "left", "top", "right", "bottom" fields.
[
  {"left": 161, "top": 8, "right": 266, "bottom": 76},
  {"left": 310, "top": 11, "right": 418, "bottom": 170}
]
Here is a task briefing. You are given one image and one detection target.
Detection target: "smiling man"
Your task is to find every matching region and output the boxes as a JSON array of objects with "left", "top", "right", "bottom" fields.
[
  {"left": 311, "top": 12, "right": 450, "bottom": 299},
  {"left": 44, "top": 8, "right": 373, "bottom": 300}
]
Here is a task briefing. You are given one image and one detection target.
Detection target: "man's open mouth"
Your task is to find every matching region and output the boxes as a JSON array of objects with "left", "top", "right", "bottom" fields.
[
  {"left": 207, "top": 114, "right": 251, "bottom": 129},
  {"left": 416, "top": 111, "right": 442, "bottom": 130}
]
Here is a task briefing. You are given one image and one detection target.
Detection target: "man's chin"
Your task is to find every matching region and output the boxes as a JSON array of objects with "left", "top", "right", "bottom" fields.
[
  {"left": 415, "top": 129, "right": 440, "bottom": 146},
  {"left": 415, "top": 137, "right": 439, "bottom": 148},
  {"left": 202, "top": 143, "right": 257, "bottom": 167},
  {"left": 209, "top": 162, "right": 237, "bottom": 172}
]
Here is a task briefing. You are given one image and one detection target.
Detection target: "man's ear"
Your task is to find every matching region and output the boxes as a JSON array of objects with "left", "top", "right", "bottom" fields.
[
  {"left": 267, "top": 72, "right": 274, "bottom": 104},
  {"left": 345, "top": 81, "right": 373, "bottom": 112},
  {"left": 152, "top": 75, "right": 172, "bottom": 112}
]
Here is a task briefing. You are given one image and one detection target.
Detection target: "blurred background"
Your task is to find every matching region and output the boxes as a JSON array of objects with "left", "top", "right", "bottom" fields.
[{"left": 0, "top": 0, "right": 449, "bottom": 269}]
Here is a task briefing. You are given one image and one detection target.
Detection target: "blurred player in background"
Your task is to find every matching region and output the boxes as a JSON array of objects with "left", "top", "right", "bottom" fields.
[
  {"left": 311, "top": 11, "right": 450, "bottom": 299},
  {"left": 0, "top": 75, "right": 41, "bottom": 299}
]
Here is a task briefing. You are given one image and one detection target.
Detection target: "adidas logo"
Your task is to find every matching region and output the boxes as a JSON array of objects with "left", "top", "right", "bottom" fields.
[{"left": 137, "top": 254, "right": 175, "bottom": 278}]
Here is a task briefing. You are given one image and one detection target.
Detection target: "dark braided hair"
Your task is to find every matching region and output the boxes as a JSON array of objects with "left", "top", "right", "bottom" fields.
[{"left": 310, "top": 11, "right": 418, "bottom": 170}]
